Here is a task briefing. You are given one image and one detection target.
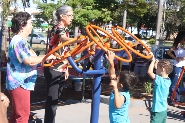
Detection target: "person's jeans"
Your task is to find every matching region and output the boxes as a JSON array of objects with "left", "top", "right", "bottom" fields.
[
  {"left": 44, "top": 67, "right": 65, "bottom": 123},
  {"left": 169, "top": 66, "right": 182, "bottom": 104},
  {"left": 122, "top": 65, "right": 130, "bottom": 71}
]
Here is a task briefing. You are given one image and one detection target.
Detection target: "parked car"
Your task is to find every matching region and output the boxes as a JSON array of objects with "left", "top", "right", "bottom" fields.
[
  {"left": 125, "top": 35, "right": 148, "bottom": 47},
  {"left": 33, "top": 27, "right": 42, "bottom": 32},
  {"left": 28, "top": 33, "right": 47, "bottom": 44},
  {"left": 152, "top": 45, "right": 174, "bottom": 79},
  {"left": 152, "top": 45, "right": 175, "bottom": 67}
]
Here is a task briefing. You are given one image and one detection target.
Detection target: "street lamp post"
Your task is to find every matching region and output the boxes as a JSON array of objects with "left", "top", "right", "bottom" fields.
[
  {"left": 122, "top": 10, "right": 127, "bottom": 28},
  {"left": 155, "top": 0, "right": 164, "bottom": 46}
]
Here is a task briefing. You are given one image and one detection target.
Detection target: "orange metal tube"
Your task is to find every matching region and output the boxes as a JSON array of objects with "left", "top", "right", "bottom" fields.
[
  {"left": 171, "top": 67, "right": 185, "bottom": 105},
  {"left": 86, "top": 24, "right": 132, "bottom": 62},
  {"left": 111, "top": 26, "right": 152, "bottom": 59}
]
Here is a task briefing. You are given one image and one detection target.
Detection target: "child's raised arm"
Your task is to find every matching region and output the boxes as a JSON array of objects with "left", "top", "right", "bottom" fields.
[
  {"left": 105, "top": 51, "right": 116, "bottom": 79},
  {"left": 147, "top": 53, "right": 156, "bottom": 79}
]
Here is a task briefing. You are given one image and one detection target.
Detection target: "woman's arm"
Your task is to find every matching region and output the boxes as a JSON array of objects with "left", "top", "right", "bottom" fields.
[
  {"left": 23, "top": 55, "right": 46, "bottom": 66},
  {"left": 167, "top": 47, "right": 176, "bottom": 60},
  {"left": 60, "top": 35, "right": 85, "bottom": 45},
  {"left": 60, "top": 34, "right": 74, "bottom": 43},
  {"left": 23, "top": 50, "right": 56, "bottom": 66}
]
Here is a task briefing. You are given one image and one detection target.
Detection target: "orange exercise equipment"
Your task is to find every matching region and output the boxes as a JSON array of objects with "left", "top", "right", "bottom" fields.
[
  {"left": 86, "top": 24, "right": 132, "bottom": 62},
  {"left": 171, "top": 66, "right": 185, "bottom": 118},
  {"left": 110, "top": 25, "right": 152, "bottom": 59},
  {"left": 42, "top": 36, "right": 95, "bottom": 67},
  {"left": 172, "top": 66, "right": 185, "bottom": 106},
  {"left": 42, "top": 23, "right": 152, "bottom": 67}
]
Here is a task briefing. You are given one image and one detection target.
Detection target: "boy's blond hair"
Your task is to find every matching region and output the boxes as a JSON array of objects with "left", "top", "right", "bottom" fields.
[{"left": 158, "top": 59, "right": 173, "bottom": 75}]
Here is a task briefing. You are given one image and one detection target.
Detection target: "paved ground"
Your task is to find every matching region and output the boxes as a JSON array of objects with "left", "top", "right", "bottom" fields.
[
  {"left": 3, "top": 76, "right": 185, "bottom": 123},
  {"left": 29, "top": 98, "right": 185, "bottom": 123}
]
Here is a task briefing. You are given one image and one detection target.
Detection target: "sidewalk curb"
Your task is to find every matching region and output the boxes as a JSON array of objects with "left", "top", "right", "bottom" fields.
[{"left": 100, "top": 95, "right": 109, "bottom": 104}]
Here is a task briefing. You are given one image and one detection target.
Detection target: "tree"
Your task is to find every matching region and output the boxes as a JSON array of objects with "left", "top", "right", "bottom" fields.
[
  {"left": 35, "top": 1, "right": 62, "bottom": 25},
  {"left": 66, "top": 0, "right": 102, "bottom": 36},
  {"left": 164, "top": 0, "right": 182, "bottom": 39},
  {"left": 94, "top": 0, "right": 119, "bottom": 24},
  {"left": 118, "top": 0, "right": 149, "bottom": 35},
  {"left": 1, "top": 0, "right": 11, "bottom": 54},
  {"left": 66, "top": 0, "right": 101, "bottom": 27}
]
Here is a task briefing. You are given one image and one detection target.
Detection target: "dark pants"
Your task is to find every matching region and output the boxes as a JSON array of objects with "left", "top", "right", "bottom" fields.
[
  {"left": 122, "top": 65, "right": 130, "bottom": 71},
  {"left": 169, "top": 66, "right": 181, "bottom": 105},
  {"left": 44, "top": 66, "right": 65, "bottom": 123},
  {"left": 86, "top": 60, "right": 94, "bottom": 70}
]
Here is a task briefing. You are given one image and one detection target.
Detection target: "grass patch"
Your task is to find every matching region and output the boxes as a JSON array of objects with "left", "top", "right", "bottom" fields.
[{"left": 31, "top": 44, "right": 46, "bottom": 55}]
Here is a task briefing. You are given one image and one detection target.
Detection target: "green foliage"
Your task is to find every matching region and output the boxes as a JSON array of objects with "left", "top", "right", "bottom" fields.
[
  {"left": 144, "top": 82, "right": 153, "bottom": 95},
  {"left": 35, "top": 0, "right": 62, "bottom": 24},
  {"left": 2, "top": 0, "right": 11, "bottom": 19},
  {"left": 66, "top": 0, "right": 102, "bottom": 27},
  {"left": 148, "top": 38, "right": 155, "bottom": 45},
  {"left": 117, "top": 0, "right": 152, "bottom": 28}
]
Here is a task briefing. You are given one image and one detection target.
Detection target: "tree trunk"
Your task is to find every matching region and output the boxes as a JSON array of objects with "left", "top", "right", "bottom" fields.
[{"left": 2, "top": 18, "right": 8, "bottom": 52}]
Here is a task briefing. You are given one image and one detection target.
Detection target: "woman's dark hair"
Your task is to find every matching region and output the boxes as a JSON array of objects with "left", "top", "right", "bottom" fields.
[
  {"left": 173, "top": 31, "right": 185, "bottom": 49},
  {"left": 11, "top": 12, "right": 31, "bottom": 34},
  {"left": 119, "top": 71, "right": 138, "bottom": 91},
  {"left": 137, "top": 44, "right": 143, "bottom": 50}
]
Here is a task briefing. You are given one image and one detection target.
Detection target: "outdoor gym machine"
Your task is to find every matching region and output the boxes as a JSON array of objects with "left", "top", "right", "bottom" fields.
[
  {"left": 42, "top": 23, "right": 152, "bottom": 123},
  {"left": 171, "top": 66, "right": 185, "bottom": 118}
]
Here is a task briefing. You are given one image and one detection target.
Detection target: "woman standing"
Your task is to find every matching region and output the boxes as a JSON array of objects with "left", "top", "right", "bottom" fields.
[
  {"left": 44, "top": 5, "right": 82, "bottom": 123},
  {"left": 167, "top": 31, "right": 185, "bottom": 105},
  {"left": 7, "top": 12, "right": 55, "bottom": 123}
]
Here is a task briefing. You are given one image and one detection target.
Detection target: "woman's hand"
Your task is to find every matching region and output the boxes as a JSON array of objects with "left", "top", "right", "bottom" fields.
[
  {"left": 65, "top": 68, "right": 69, "bottom": 80},
  {"left": 1, "top": 93, "right": 9, "bottom": 108},
  {"left": 46, "top": 54, "right": 56, "bottom": 60},
  {"left": 175, "top": 57, "right": 185, "bottom": 62}
]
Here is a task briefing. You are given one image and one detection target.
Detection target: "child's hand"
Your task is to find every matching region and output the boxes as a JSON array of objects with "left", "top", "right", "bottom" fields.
[
  {"left": 109, "top": 79, "right": 118, "bottom": 90},
  {"left": 149, "top": 52, "right": 155, "bottom": 61},
  {"left": 105, "top": 51, "right": 115, "bottom": 64}
]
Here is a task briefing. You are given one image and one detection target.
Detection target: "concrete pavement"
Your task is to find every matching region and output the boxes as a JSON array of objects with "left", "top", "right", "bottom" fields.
[{"left": 30, "top": 98, "right": 185, "bottom": 123}]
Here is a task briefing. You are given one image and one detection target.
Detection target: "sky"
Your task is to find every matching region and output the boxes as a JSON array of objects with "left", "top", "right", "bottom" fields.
[{"left": 12, "top": 0, "right": 57, "bottom": 9}]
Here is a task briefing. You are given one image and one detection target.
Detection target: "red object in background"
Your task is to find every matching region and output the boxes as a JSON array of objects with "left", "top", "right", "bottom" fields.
[{"left": 114, "top": 59, "right": 118, "bottom": 70}]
